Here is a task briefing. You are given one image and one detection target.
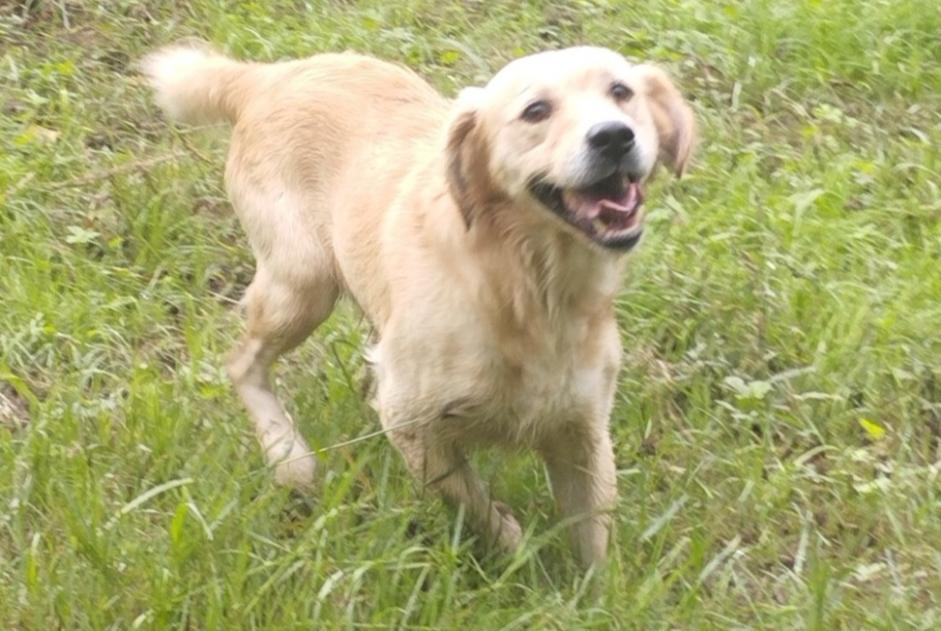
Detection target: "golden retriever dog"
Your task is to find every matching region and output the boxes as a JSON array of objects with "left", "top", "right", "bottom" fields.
[{"left": 144, "top": 43, "right": 694, "bottom": 567}]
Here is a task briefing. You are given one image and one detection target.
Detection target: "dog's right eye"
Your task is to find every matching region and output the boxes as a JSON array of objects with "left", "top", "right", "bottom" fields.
[{"left": 521, "top": 100, "right": 552, "bottom": 123}]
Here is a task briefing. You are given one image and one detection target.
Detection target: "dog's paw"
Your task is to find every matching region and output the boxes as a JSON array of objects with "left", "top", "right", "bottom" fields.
[
  {"left": 493, "top": 501, "right": 523, "bottom": 552},
  {"left": 274, "top": 455, "right": 316, "bottom": 488},
  {"left": 268, "top": 441, "right": 317, "bottom": 488}
]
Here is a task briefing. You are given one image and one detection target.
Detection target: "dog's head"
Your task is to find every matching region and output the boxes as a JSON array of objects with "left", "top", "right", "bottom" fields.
[{"left": 447, "top": 47, "right": 695, "bottom": 252}]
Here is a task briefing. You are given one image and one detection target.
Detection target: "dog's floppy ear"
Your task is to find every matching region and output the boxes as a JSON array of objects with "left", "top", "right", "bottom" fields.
[
  {"left": 446, "top": 87, "right": 494, "bottom": 229},
  {"left": 636, "top": 65, "right": 696, "bottom": 178}
]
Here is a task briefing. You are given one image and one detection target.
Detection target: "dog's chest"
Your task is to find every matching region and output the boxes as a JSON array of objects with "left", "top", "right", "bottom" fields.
[
  {"left": 372, "top": 281, "right": 621, "bottom": 443},
  {"left": 463, "top": 328, "right": 619, "bottom": 440},
  {"left": 507, "top": 356, "right": 601, "bottom": 421}
]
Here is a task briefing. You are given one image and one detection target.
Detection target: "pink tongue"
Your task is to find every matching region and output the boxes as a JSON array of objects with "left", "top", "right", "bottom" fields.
[
  {"left": 597, "top": 182, "right": 641, "bottom": 216},
  {"left": 564, "top": 181, "right": 643, "bottom": 219}
]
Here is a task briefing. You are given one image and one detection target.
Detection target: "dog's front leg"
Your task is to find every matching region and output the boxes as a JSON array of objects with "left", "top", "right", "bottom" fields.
[
  {"left": 380, "top": 412, "right": 523, "bottom": 552},
  {"left": 541, "top": 427, "right": 617, "bottom": 568}
]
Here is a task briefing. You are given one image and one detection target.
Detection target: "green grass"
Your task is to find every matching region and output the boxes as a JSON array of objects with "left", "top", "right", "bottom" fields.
[{"left": 2, "top": 0, "right": 940, "bottom": 627}]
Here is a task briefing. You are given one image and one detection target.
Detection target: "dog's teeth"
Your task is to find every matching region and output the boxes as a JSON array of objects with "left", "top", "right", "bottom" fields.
[{"left": 592, "top": 217, "right": 607, "bottom": 232}]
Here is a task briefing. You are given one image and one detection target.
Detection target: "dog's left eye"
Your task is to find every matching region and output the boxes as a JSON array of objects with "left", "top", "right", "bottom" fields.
[{"left": 610, "top": 82, "right": 633, "bottom": 101}]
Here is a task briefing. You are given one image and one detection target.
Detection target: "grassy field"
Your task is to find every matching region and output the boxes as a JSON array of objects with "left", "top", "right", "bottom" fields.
[{"left": 2, "top": 0, "right": 940, "bottom": 627}]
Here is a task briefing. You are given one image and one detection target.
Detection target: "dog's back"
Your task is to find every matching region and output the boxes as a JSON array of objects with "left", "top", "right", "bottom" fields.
[
  {"left": 144, "top": 45, "right": 449, "bottom": 319},
  {"left": 143, "top": 45, "right": 444, "bottom": 131},
  {"left": 143, "top": 45, "right": 447, "bottom": 230}
]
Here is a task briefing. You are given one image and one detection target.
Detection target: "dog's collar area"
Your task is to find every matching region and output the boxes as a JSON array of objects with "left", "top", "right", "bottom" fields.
[{"left": 528, "top": 173, "right": 644, "bottom": 252}]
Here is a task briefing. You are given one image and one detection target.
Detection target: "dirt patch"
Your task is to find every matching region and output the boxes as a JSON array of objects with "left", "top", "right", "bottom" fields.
[{"left": 0, "top": 381, "right": 29, "bottom": 431}]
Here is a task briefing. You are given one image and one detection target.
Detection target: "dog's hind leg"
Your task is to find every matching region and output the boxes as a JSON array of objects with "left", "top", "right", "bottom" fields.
[{"left": 226, "top": 266, "right": 338, "bottom": 487}]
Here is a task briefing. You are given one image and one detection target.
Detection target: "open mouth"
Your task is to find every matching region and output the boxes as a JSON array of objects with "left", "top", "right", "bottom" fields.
[{"left": 529, "top": 171, "right": 645, "bottom": 251}]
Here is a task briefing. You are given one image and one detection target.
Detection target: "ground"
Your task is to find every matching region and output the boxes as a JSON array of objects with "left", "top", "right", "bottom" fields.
[{"left": 1, "top": 1, "right": 940, "bottom": 628}]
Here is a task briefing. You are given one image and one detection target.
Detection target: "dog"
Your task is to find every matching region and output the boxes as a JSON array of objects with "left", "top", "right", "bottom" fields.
[{"left": 144, "top": 43, "right": 695, "bottom": 567}]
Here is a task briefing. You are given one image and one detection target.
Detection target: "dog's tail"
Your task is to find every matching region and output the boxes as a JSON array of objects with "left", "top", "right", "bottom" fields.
[{"left": 142, "top": 44, "right": 252, "bottom": 125}]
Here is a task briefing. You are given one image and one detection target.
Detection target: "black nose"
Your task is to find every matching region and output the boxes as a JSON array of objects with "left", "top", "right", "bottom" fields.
[{"left": 586, "top": 121, "right": 635, "bottom": 160}]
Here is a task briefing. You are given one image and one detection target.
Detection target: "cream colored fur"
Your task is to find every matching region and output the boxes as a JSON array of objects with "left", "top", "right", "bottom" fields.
[{"left": 143, "top": 44, "right": 695, "bottom": 567}]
